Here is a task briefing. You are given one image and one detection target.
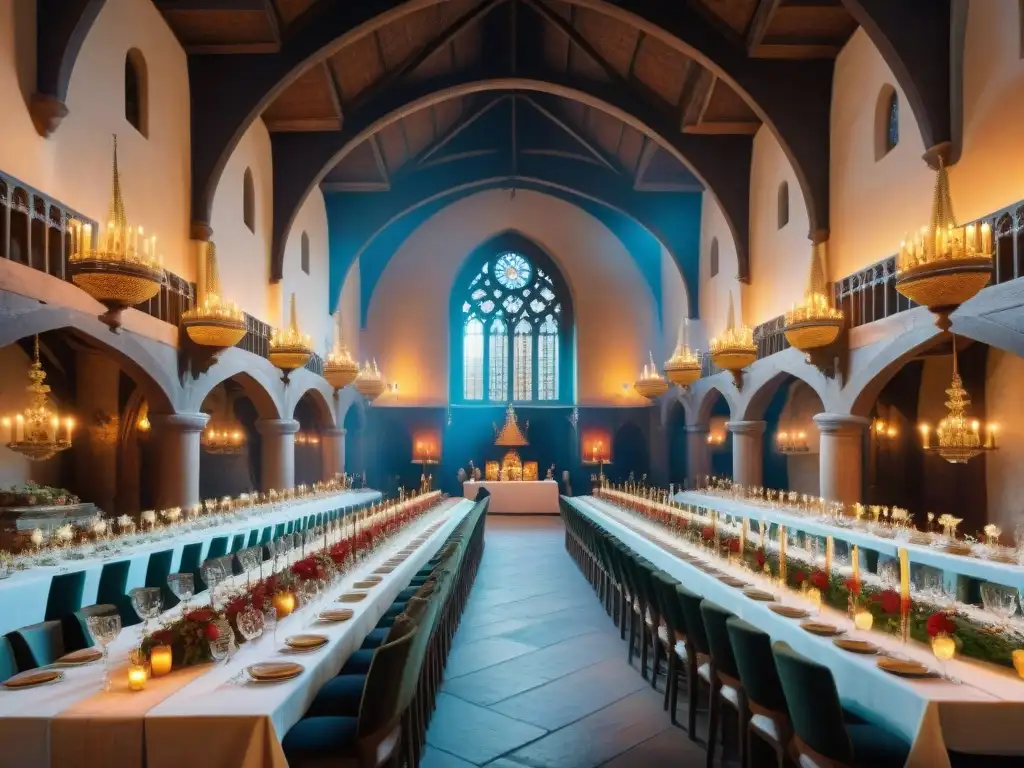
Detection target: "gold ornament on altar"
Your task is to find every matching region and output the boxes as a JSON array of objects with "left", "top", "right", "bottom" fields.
[
  {"left": 709, "top": 293, "right": 756, "bottom": 376},
  {"left": 524, "top": 462, "right": 539, "bottom": 481},
  {"left": 784, "top": 244, "right": 843, "bottom": 352},
  {"left": 663, "top": 319, "right": 701, "bottom": 388},
  {"left": 917, "top": 335, "right": 997, "bottom": 464},
  {"left": 181, "top": 242, "right": 246, "bottom": 349},
  {"left": 68, "top": 135, "right": 164, "bottom": 330},
  {"left": 485, "top": 461, "right": 499, "bottom": 481},
  {"left": 896, "top": 160, "right": 993, "bottom": 331},
  {"left": 634, "top": 351, "right": 669, "bottom": 400},
  {"left": 353, "top": 359, "right": 386, "bottom": 402},
  {"left": 2, "top": 336, "right": 74, "bottom": 461},
  {"left": 268, "top": 293, "right": 313, "bottom": 382},
  {"left": 494, "top": 403, "right": 529, "bottom": 446},
  {"left": 323, "top": 313, "right": 359, "bottom": 393},
  {"left": 500, "top": 450, "right": 523, "bottom": 481}
]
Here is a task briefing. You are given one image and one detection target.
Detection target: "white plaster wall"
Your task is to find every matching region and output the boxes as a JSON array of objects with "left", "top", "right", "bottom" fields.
[
  {"left": 279, "top": 188, "right": 330, "bottom": 356},
  {"left": 209, "top": 119, "right": 275, "bottom": 324},
  {"left": 984, "top": 348, "right": 1024, "bottom": 531},
  {"left": 660, "top": 244, "right": 704, "bottom": 358},
  {"left": 338, "top": 258, "right": 362, "bottom": 364},
  {"left": 364, "top": 189, "right": 670, "bottom": 407},
  {"left": 698, "top": 192, "right": 744, "bottom": 340},
  {"left": 0, "top": 0, "right": 192, "bottom": 278}
]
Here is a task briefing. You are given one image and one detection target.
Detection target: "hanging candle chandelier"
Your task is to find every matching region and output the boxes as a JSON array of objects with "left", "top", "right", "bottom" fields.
[
  {"left": 784, "top": 244, "right": 844, "bottom": 352},
  {"left": 354, "top": 359, "right": 387, "bottom": 402},
  {"left": 323, "top": 312, "right": 359, "bottom": 393},
  {"left": 201, "top": 392, "right": 246, "bottom": 455},
  {"left": 634, "top": 351, "right": 669, "bottom": 400},
  {"left": 663, "top": 318, "right": 702, "bottom": 388},
  {"left": 2, "top": 336, "right": 74, "bottom": 461},
  {"left": 268, "top": 293, "right": 312, "bottom": 382},
  {"left": 181, "top": 241, "right": 246, "bottom": 350},
  {"left": 896, "top": 160, "right": 993, "bottom": 331},
  {"left": 68, "top": 135, "right": 164, "bottom": 331},
  {"left": 709, "top": 293, "right": 756, "bottom": 383},
  {"left": 918, "top": 335, "right": 997, "bottom": 464}
]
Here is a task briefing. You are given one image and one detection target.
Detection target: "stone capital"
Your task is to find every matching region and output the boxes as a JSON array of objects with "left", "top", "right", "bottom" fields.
[
  {"left": 684, "top": 424, "right": 710, "bottom": 434},
  {"left": 256, "top": 419, "right": 300, "bottom": 437},
  {"left": 29, "top": 93, "right": 69, "bottom": 138},
  {"left": 149, "top": 412, "right": 210, "bottom": 434},
  {"left": 813, "top": 413, "right": 870, "bottom": 436},
  {"left": 726, "top": 420, "right": 766, "bottom": 436}
]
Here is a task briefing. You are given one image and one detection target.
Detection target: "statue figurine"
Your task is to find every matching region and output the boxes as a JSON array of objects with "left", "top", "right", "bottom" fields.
[
  {"left": 457, "top": 468, "right": 467, "bottom": 484},
  {"left": 473, "top": 466, "right": 482, "bottom": 481},
  {"left": 562, "top": 469, "right": 572, "bottom": 497},
  {"left": 546, "top": 464, "right": 555, "bottom": 481}
]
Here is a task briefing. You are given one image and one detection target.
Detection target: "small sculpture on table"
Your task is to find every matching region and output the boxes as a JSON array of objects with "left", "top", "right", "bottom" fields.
[
  {"left": 457, "top": 467, "right": 467, "bottom": 484},
  {"left": 473, "top": 466, "right": 482, "bottom": 481},
  {"left": 546, "top": 464, "right": 555, "bottom": 481}
]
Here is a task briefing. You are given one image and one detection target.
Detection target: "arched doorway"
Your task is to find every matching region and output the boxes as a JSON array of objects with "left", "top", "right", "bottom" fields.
[
  {"left": 344, "top": 401, "right": 367, "bottom": 486},
  {"left": 611, "top": 421, "right": 648, "bottom": 484},
  {"left": 198, "top": 379, "right": 263, "bottom": 499}
]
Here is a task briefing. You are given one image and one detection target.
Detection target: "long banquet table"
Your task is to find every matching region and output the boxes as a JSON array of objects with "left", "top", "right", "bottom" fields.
[
  {"left": 570, "top": 495, "right": 1024, "bottom": 768},
  {"left": 0, "top": 489, "right": 381, "bottom": 637},
  {"left": 0, "top": 496, "right": 473, "bottom": 768},
  {"left": 462, "top": 480, "right": 560, "bottom": 514}
]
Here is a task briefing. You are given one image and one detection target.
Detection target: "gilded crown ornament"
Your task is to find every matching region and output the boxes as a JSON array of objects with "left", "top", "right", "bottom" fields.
[
  {"left": 709, "top": 293, "right": 756, "bottom": 384},
  {"left": 181, "top": 241, "right": 246, "bottom": 350},
  {"left": 353, "top": 359, "right": 386, "bottom": 402},
  {"left": 664, "top": 319, "right": 702, "bottom": 388},
  {"left": 634, "top": 351, "right": 669, "bottom": 400},
  {"left": 2, "top": 336, "right": 74, "bottom": 461},
  {"left": 784, "top": 244, "right": 843, "bottom": 352},
  {"left": 323, "top": 313, "right": 359, "bottom": 393},
  {"left": 896, "top": 159, "right": 993, "bottom": 331},
  {"left": 268, "top": 293, "right": 312, "bottom": 382},
  {"left": 494, "top": 403, "right": 529, "bottom": 446},
  {"left": 68, "top": 135, "right": 165, "bottom": 331}
]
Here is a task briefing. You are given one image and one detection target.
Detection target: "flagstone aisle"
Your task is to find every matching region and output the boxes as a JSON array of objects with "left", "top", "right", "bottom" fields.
[{"left": 422, "top": 515, "right": 710, "bottom": 767}]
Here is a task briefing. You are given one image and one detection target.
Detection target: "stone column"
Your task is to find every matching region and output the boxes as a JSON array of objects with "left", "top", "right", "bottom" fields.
[
  {"left": 74, "top": 351, "right": 123, "bottom": 513},
  {"left": 149, "top": 413, "right": 209, "bottom": 510},
  {"left": 685, "top": 425, "right": 710, "bottom": 488},
  {"left": 727, "top": 420, "right": 766, "bottom": 488},
  {"left": 320, "top": 427, "right": 346, "bottom": 481},
  {"left": 256, "top": 419, "right": 300, "bottom": 492},
  {"left": 814, "top": 413, "right": 869, "bottom": 508}
]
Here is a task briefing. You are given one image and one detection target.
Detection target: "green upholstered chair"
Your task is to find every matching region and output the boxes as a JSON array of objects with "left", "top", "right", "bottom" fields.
[
  {"left": 179, "top": 542, "right": 206, "bottom": 593},
  {"left": 274, "top": 523, "right": 286, "bottom": 539},
  {"left": 726, "top": 617, "right": 791, "bottom": 768},
  {"left": 64, "top": 603, "right": 119, "bottom": 652},
  {"left": 342, "top": 597, "right": 432, "bottom": 676},
  {"left": 96, "top": 559, "right": 135, "bottom": 626},
  {"left": 6, "top": 620, "right": 64, "bottom": 670},
  {"left": 206, "top": 535, "right": 229, "bottom": 560},
  {"left": 0, "top": 637, "right": 17, "bottom": 683},
  {"left": 283, "top": 616, "right": 419, "bottom": 768},
  {"left": 44, "top": 570, "right": 86, "bottom": 621},
  {"left": 772, "top": 641, "right": 910, "bottom": 768},
  {"left": 246, "top": 529, "right": 259, "bottom": 548},
  {"left": 260, "top": 526, "right": 273, "bottom": 546},
  {"left": 700, "top": 600, "right": 748, "bottom": 768},
  {"left": 650, "top": 571, "right": 689, "bottom": 725},
  {"left": 144, "top": 549, "right": 177, "bottom": 608},
  {"left": 676, "top": 585, "right": 711, "bottom": 740}
]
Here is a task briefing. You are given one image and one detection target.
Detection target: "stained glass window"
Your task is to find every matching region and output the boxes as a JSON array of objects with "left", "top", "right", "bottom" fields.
[
  {"left": 886, "top": 91, "right": 899, "bottom": 152},
  {"left": 538, "top": 315, "right": 558, "bottom": 401},
  {"left": 513, "top": 318, "right": 533, "bottom": 401},
  {"left": 463, "top": 317, "right": 483, "bottom": 400},
  {"left": 495, "top": 253, "right": 532, "bottom": 289},
  {"left": 488, "top": 318, "right": 508, "bottom": 400}
]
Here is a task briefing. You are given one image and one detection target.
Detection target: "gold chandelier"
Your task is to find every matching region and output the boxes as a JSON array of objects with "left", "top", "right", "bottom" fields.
[
  {"left": 269, "top": 293, "right": 312, "bottom": 382},
  {"left": 68, "top": 135, "right": 164, "bottom": 331},
  {"left": 710, "top": 293, "right": 756, "bottom": 377},
  {"left": 201, "top": 393, "right": 245, "bottom": 455},
  {"left": 2, "top": 336, "right": 74, "bottom": 461},
  {"left": 353, "top": 359, "right": 386, "bottom": 402},
  {"left": 181, "top": 241, "right": 246, "bottom": 350},
  {"left": 323, "top": 313, "right": 359, "bottom": 392},
  {"left": 634, "top": 351, "right": 669, "bottom": 400},
  {"left": 896, "top": 160, "right": 993, "bottom": 331},
  {"left": 664, "top": 319, "right": 701, "bottom": 388},
  {"left": 784, "top": 244, "right": 843, "bottom": 352},
  {"left": 918, "top": 335, "right": 997, "bottom": 464}
]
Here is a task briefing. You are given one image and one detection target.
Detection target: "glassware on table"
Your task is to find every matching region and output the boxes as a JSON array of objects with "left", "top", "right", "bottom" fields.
[
  {"left": 878, "top": 560, "right": 898, "bottom": 588},
  {"left": 208, "top": 618, "right": 234, "bottom": 664},
  {"left": 931, "top": 631, "right": 960, "bottom": 683},
  {"left": 86, "top": 614, "right": 122, "bottom": 692},
  {"left": 263, "top": 603, "right": 279, "bottom": 646},
  {"left": 167, "top": 573, "right": 194, "bottom": 610},
  {"left": 980, "top": 583, "right": 1018, "bottom": 627},
  {"left": 130, "top": 587, "right": 164, "bottom": 636},
  {"left": 236, "top": 600, "right": 265, "bottom": 643}
]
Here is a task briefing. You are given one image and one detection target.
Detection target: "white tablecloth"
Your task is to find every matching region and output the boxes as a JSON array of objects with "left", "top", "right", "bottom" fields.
[
  {"left": 0, "top": 490, "right": 381, "bottom": 637},
  {"left": 572, "top": 496, "right": 1024, "bottom": 768},
  {"left": 462, "top": 480, "right": 559, "bottom": 514},
  {"left": 0, "top": 497, "right": 472, "bottom": 768}
]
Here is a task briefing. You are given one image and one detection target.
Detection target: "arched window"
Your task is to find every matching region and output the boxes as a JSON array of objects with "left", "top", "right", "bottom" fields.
[
  {"left": 454, "top": 244, "right": 573, "bottom": 403},
  {"left": 709, "top": 237, "right": 720, "bottom": 278},
  {"left": 777, "top": 181, "right": 789, "bottom": 230},
  {"left": 124, "top": 49, "right": 147, "bottom": 137},
  {"left": 243, "top": 168, "right": 255, "bottom": 233},
  {"left": 876, "top": 86, "right": 899, "bottom": 159},
  {"left": 300, "top": 231, "right": 310, "bottom": 274}
]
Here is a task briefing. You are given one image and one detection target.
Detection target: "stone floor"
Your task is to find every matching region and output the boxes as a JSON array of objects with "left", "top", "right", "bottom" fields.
[{"left": 422, "top": 514, "right": 715, "bottom": 768}]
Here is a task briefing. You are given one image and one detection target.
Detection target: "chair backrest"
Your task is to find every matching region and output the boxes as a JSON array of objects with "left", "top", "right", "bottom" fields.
[
  {"left": 397, "top": 594, "right": 444, "bottom": 712},
  {"left": 652, "top": 571, "right": 685, "bottom": 639},
  {"left": 145, "top": 549, "right": 177, "bottom": 608},
  {"left": 6, "top": 620, "right": 64, "bottom": 670},
  {"left": 44, "top": 571, "right": 86, "bottom": 621},
  {"left": 65, "top": 603, "right": 119, "bottom": 652},
  {"left": 675, "top": 585, "right": 710, "bottom": 655},
  {"left": 357, "top": 615, "right": 418, "bottom": 739},
  {"left": 230, "top": 533, "right": 247, "bottom": 553},
  {"left": 726, "top": 617, "right": 788, "bottom": 714},
  {"left": 0, "top": 637, "right": 17, "bottom": 682},
  {"left": 206, "top": 536, "right": 229, "bottom": 560},
  {"left": 699, "top": 600, "right": 740, "bottom": 680},
  {"left": 772, "top": 641, "right": 853, "bottom": 764},
  {"left": 179, "top": 542, "right": 206, "bottom": 592}
]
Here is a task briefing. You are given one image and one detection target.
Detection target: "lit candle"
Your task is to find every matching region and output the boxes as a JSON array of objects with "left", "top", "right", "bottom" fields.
[
  {"left": 825, "top": 536, "right": 833, "bottom": 575},
  {"left": 898, "top": 547, "right": 910, "bottom": 608},
  {"left": 919, "top": 423, "right": 930, "bottom": 448},
  {"left": 966, "top": 223, "right": 976, "bottom": 253},
  {"left": 807, "top": 586, "right": 822, "bottom": 615},
  {"left": 778, "top": 525, "right": 786, "bottom": 584},
  {"left": 128, "top": 665, "right": 147, "bottom": 691},
  {"left": 65, "top": 418, "right": 74, "bottom": 442},
  {"left": 851, "top": 544, "right": 860, "bottom": 587},
  {"left": 50, "top": 417, "right": 58, "bottom": 441},
  {"left": 83, "top": 223, "right": 92, "bottom": 253},
  {"left": 981, "top": 222, "right": 992, "bottom": 254},
  {"left": 150, "top": 644, "right": 172, "bottom": 676},
  {"left": 853, "top": 610, "right": 873, "bottom": 632},
  {"left": 273, "top": 591, "right": 296, "bottom": 619}
]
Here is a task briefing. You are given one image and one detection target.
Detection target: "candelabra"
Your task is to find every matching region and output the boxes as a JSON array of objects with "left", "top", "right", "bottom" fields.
[
  {"left": 323, "top": 313, "right": 359, "bottom": 393},
  {"left": 776, "top": 430, "right": 809, "bottom": 454},
  {"left": 181, "top": 242, "right": 246, "bottom": 350},
  {"left": 269, "top": 293, "right": 313, "bottom": 383},
  {"left": 2, "top": 336, "right": 74, "bottom": 461},
  {"left": 634, "top": 351, "right": 669, "bottom": 400},
  {"left": 709, "top": 293, "right": 756, "bottom": 384},
  {"left": 353, "top": 359, "right": 386, "bottom": 402},
  {"left": 784, "top": 245, "right": 843, "bottom": 352},
  {"left": 664, "top": 319, "right": 701, "bottom": 388}
]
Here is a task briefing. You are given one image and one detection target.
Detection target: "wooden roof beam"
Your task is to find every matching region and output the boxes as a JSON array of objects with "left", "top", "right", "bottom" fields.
[{"left": 745, "top": 0, "right": 783, "bottom": 55}]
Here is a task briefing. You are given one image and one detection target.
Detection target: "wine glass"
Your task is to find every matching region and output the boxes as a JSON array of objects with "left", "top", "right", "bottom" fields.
[
  {"left": 167, "top": 573, "right": 194, "bottom": 611},
  {"left": 263, "top": 603, "right": 278, "bottom": 646},
  {"left": 86, "top": 614, "right": 122, "bottom": 692},
  {"left": 981, "top": 583, "right": 1018, "bottom": 628},
  {"left": 130, "top": 587, "right": 164, "bottom": 637},
  {"left": 236, "top": 600, "right": 264, "bottom": 644},
  {"left": 208, "top": 620, "right": 233, "bottom": 665}
]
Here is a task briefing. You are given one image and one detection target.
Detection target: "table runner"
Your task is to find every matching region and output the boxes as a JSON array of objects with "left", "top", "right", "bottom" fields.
[{"left": 573, "top": 496, "right": 1024, "bottom": 768}]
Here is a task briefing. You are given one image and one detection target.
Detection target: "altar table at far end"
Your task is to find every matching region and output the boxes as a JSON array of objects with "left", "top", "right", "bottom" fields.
[{"left": 462, "top": 480, "right": 560, "bottom": 514}]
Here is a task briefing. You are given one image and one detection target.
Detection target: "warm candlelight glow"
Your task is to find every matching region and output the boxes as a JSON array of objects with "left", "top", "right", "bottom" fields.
[
  {"left": 128, "top": 665, "right": 147, "bottom": 691},
  {"left": 854, "top": 610, "right": 873, "bottom": 631},
  {"left": 931, "top": 632, "right": 956, "bottom": 662},
  {"left": 150, "top": 644, "right": 172, "bottom": 676},
  {"left": 273, "top": 591, "right": 296, "bottom": 619},
  {"left": 1013, "top": 650, "right": 1024, "bottom": 679}
]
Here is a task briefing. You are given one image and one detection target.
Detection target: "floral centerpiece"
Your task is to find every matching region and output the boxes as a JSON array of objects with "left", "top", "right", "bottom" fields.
[
  {"left": 141, "top": 607, "right": 225, "bottom": 667},
  {"left": 0, "top": 483, "right": 80, "bottom": 507}
]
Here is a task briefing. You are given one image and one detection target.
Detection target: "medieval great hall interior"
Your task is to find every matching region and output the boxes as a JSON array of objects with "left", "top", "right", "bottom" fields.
[{"left": 1, "top": 1, "right": 1024, "bottom": 767}]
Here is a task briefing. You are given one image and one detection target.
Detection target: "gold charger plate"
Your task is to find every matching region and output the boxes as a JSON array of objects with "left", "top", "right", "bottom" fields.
[
  {"left": 337, "top": 592, "right": 367, "bottom": 603},
  {"left": 743, "top": 588, "right": 776, "bottom": 602},
  {"left": 833, "top": 638, "right": 878, "bottom": 655},
  {"left": 373, "top": 567, "right": 395, "bottom": 575},
  {"left": 361, "top": 575, "right": 383, "bottom": 584},
  {"left": 877, "top": 657, "right": 933, "bottom": 677},
  {"left": 801, "top": 621, "right": 844, "bottom": 637},
  {"left": 285, "top": 634, "right": 329, "bottom": 650},
  {"left": 352, "top": 581, "right": 378, "bottom": 589},
  {"left": 247, "top": 662, "right": 304, "bottom": 682},
  {"left": 319, "top": 608, "right": 354, "bottom": 622},
  {"left": 3, "top": 669, "right": 64, "bottom": 689},
  {"left": 55, "top": 647, "right": 103, "bottom": 666},
  {"left": 769, "top": 604, "right": 810, "bottom": 619},
  {"left": 717, "top": 576, "right": 748, "bottom": 588}
]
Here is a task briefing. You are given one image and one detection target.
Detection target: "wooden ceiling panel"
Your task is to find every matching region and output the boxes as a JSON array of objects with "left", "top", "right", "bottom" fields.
[
  {"left": 573, "top": 7, "right": 642, "bottom": 78},
  {"left": 616, "top": 126, "right": 645, "bottom": 173},
  {"left": 691, "top": 78, "right": 760, "bottom": 134},
  {"left": 585, "top": 107, "right": 625, "bottom": 158},
  {"left": 438, "top": 0, "right": 484, "bottom": 28},
  {"left": 567, "top": 42, "right": 612, "bottom": 83},
  {"left": 376, "top": 121, "right": 410, "bottom": 174},
  {"left": 273, "top": 0, "right": 317, "bottom": 26},
  {"left": 263, "top": 64, "right": 340, "bottom": 131},
  {"left": 377, "top": 6, "right": 444, "bottom": 71},
  {"left": 770, "top": 4, "right": 857, "bottom": 38},
  {"left": 159, "top": 9, "right": 277, "bottom": 51},
  {"left": 433, "top": 97, "right": 465, "bottom": 139},
  {"left": 631, "top": 35, "right": 689, "bottom": 106},
  {"left": 322, "top": 140, "right": 387, "bottom": 190},
  {"left": 451, "top": 22, "right": 483, "bottom": 69},
  {"left": 401, "top": 111, "right": 436, "bottom": 158},
  {"left": 696, "top": 0, "right": 759, "bottom": 35},
  {"left": 542, "top": 14, "right": 571, "bottom": 71},
  {"left": 638, "top": 145, "right": 701, "bottom": 190},
  {"left": 328, "top": 34, "right": 384, "bottom": 104}
]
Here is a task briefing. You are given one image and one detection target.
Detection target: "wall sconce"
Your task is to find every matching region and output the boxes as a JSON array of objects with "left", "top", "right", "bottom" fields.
[
  {"left": 137, "top": 414, "right": 150, "bottom": 432},
  {"left": 391, "top": 382, "right": 399, "bottom": 394},
  {"left": 777, "top": 430, "right": 809, "bottom": 454},
  {"left": 706, "top": 432, "right": 726, "bottom": 447},
  {"left": 872, "top": 419, "right": 898, "bottom": 441}
]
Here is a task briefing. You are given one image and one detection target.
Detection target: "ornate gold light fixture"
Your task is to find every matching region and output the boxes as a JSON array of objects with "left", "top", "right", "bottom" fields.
[
  {"left": 323, "top": 313, "right": 359, "bottom": 393},
  {"left": 268, "top": 293, "right": 312, "bottom": 382},
  {"left": 634, "top": 351, "right": 669, "bottom": 400},
  {"left": 181, "top": 242, "right": 246, "bottom": 350},
  {"left": 2, "top": 336, "right": 74, "bottom": 461},
  {"left": 664, "top": 319, "right": 702, "bottom": 388},
  {"left": 68, "top": 135, "right": 164, "bottom": 331},
  {"left": 918, "top": 335, "right": 997, "bottom": 464},
  {"left": 709, "top": 293, "right": 756, "bottom": 384},
  {"left": 784, "top": 245, "right": 843, "bottom": 352},
  {"left": 896, "top": 160, "right": 993, "bottom": 331},
  {"left": 201, "top": 394, "right": 246, "bottom": 455},
  {"left": 353, "top": 359, "right": 386, "bottom": 402}
]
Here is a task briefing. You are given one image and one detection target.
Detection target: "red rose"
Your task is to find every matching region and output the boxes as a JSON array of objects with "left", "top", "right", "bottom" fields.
[
  {"left": 203, "top": 622, "right": 220, "bottom": 641},
  {"left": 728, "top": 539, "right": 740, "bottom": 553},
  {"left": 755, "top": 550, "right": 766, "bottom": 568},
  {"left": 185, "top": 608, "right": 213, "bottom": 623},
  {"left": 810, "top": 571, "right": 829, "bottom": 591},
  {"left": 151, "top": 629, "right": 173, "bottom": 646},
  {"left": 872, "top": 589, "right": 901, "bottom": 614},
  {"left": 844, "top": 577, "right": 861, "bottom": 596},
  {"left": 926, "top": 612, "right": 956, "bottom": 637},
  {"left": 794, "top": 571, "right": 806, "bottom": 585},
  {"left": 701, "top": 526, "right": 715, "bottom": 541}
]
